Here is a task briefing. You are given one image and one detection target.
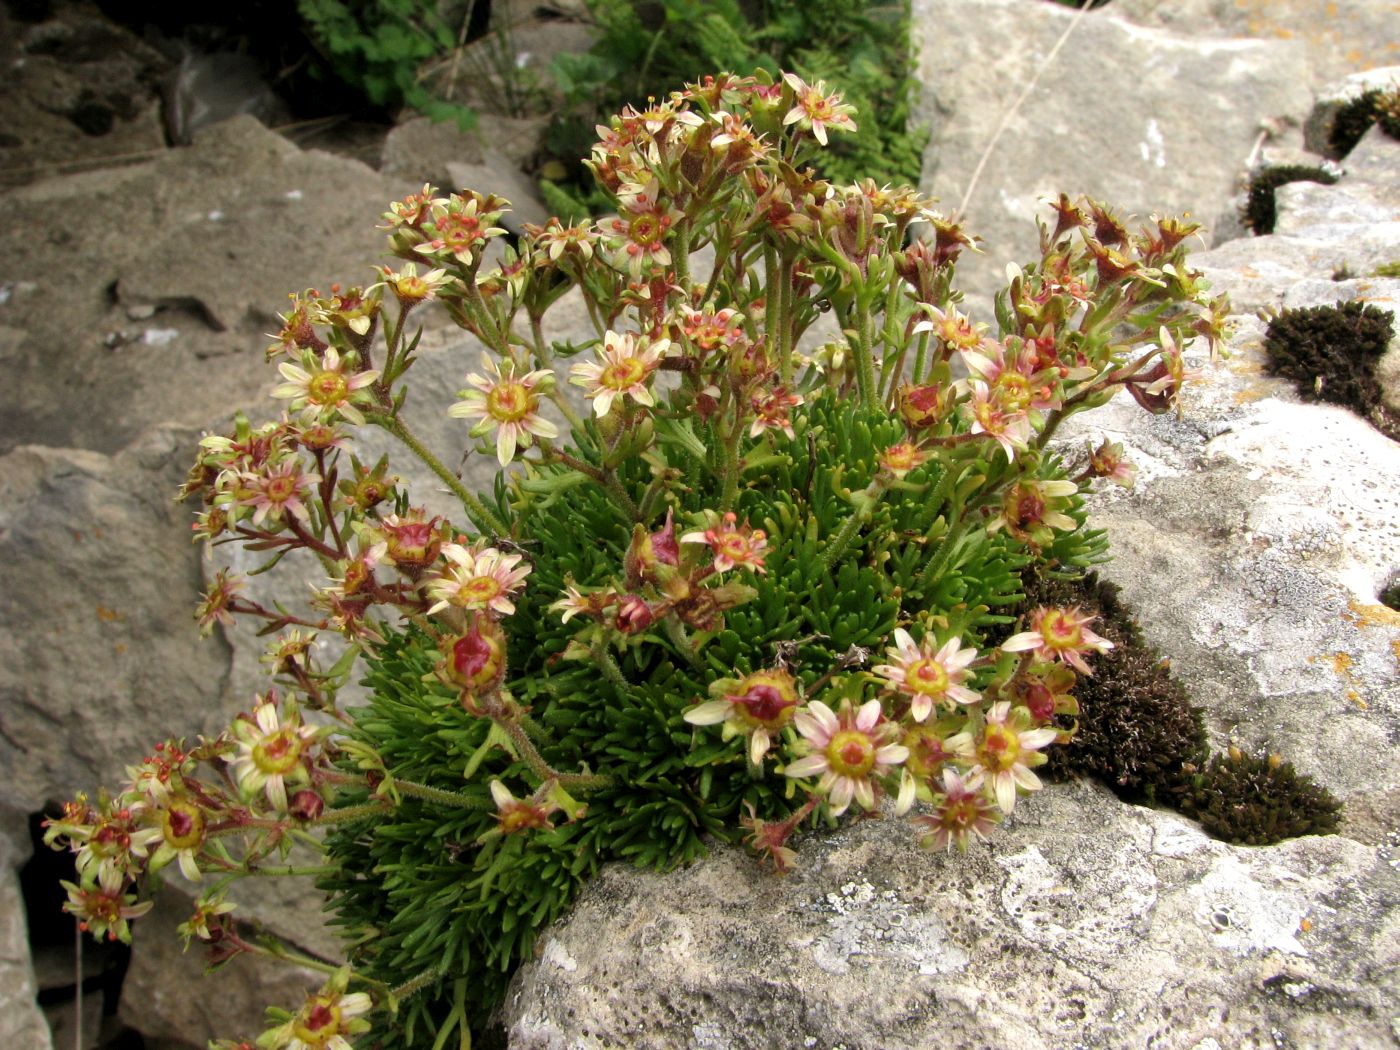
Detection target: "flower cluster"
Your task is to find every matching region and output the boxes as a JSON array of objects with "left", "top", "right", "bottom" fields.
[{"left": 64, "top": 68, "right": 1230, "bottom": 1046}]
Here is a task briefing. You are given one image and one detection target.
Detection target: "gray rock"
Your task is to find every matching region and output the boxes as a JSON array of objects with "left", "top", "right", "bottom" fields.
[
  {"left": 1114, "top": 0, "right": 1400, "bottom": 85},
  {"left": 381, "top": 113, "right": 548, "bottom": 186},
  {"left": 0, "top": 115, "right": 424, "bottom": 457},
  {"left": 0, "top": 837, "right": 53, "bottom": 1050},
  {"left": 503, "top": 782, "right": 1400, "bottom": 1050},
  {"left": 0, "top": 427, "right": 231, "bottom": 819},
  {"left": 912, "top": 0, "right": 1314, "bottom": 309}
]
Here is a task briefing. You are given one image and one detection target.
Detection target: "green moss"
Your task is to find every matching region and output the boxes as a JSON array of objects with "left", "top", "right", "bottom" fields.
[
  {"left": 1374, "top": 261, "right": 1400, "bottom": 279},
  {"left": 1329, "top": 86, "right": 1400, "bottom": 158},
  {"left": 1263, "top": 300, "right": 1398, "bottom": 441},
  {"left": 1243, "top": 165, "right": 1339, "bottom": 236},
  {"left": 1177, "top": 749, "right": 1342, "bottom": 846}
]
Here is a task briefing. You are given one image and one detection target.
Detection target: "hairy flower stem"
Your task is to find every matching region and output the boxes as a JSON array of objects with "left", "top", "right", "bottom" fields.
[
  {"left": 776, "top": 249, "right": 796, "bottom": 384},
  {"left": 240, "top": 863, "right": 339, "bottom": 877},
  {"left": 819, "top": 487, "right": 882, "bottom": 572},
  {"left": 853, "top": 293, "right": 880, "bottom": 412},
  {"left": 370, "top": 412, "right": 509, "bottom": 537},
  {"left": 663, "top": 613, "right": 701, "bottom": 666},
  {"left": 391, "top": 779, "right": 492, "bottom": 811},
  {"left": 242, "top": 939, "right": 358, "bottom": 982},
  {"left": 389, "top": 967, "right": 443, "bottom": 1003}
]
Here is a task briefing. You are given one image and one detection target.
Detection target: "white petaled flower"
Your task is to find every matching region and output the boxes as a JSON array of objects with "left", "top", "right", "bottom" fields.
[
  {"left": 947, "top": 701, "right": 1057, "bottom": 815},
  {"left": 569, "top": 331, "right": 667, "bottom": 417},
  {"left": 272, "top": 347, "right": 380, "bottom": 425},
  {"left": 784, "top": 699, "right": 908, "bottom": 816},
  {"left": 424, "top": 543, "right": 532, "bottom": 617},
  {"left": 448, "top": 356, "right": 558, "bottom": 466},
  {"left": 229, "top": 699, "right": 317, "bottom": 812},
  {"left": 258, "top": 968, "right": 372, "bottom": 1050},
  {"left": 872, "top": 628, "right": 980, "bottom": 722}
]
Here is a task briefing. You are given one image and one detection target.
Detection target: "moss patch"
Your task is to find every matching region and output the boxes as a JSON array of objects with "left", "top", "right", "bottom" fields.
[
  {"left": 1263, "top": 300, "right": 1398, "bottom": 442},
  {"left": 1020, "top": 571, "right": 1342, "bottom": 846},
  {"left": 1329, "top": 87, "right": 1400, "bottom": 158},
  {"left": 1243, "top": 165, "right": 1340, "bottom": 236}
]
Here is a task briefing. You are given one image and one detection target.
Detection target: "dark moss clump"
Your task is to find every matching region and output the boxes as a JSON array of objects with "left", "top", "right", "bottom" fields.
[
  {"left": 1024, "top": 572, "right": 1207, "bottom": 802},
  {"left": 1176, "top": 749, "right": 1342, "bottom": 845},
  {"left": 1329, "top": 88, "right": 1400, "bottom": 158},
  {"left": 1380, "top": 573, "right": 1400, "bottom": 612},
  {"left": 1018, "top": 570, "right": 1342, "bottom": 845},
  {"left": 1263, "top": 300, "right": 1398, "bottom": 441},
  {"left": 1243, "top": 165, "right": 1340, "bottom": 235}
]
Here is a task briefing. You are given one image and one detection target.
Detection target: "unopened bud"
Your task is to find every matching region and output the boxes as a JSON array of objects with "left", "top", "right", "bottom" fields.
[
  {"left": 616, "top": 595, "right": 655, "bottom": 635},
  {"left": 288, "top": 789, "right": 325, "bottom": 822}
]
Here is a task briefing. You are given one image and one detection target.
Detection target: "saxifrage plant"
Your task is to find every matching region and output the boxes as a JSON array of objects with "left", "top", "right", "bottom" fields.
[{"left": 47, "top": 71, "right": 1236, "bottom": 1047}]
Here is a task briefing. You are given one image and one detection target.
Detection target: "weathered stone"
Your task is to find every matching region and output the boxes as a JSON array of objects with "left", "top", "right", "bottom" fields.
[
  {"left": 1114, "top": 0, "right": 1400, "bottom": 84},
  {"left": 449, "top": 154, "right": 549, "bottom": 227},
  {"left": 0, "top": 115, "right": 423, "bottom": 457},
  {"left": 0, "top": 427, "right": 232, "bottom": 818},
  {"left": 503, "top": 782, "right": 1400, "bottom": 1050},
  {"left": 0, "top": 836, "right": 53, "bottom": 1050},
  {"left": 381, "top": 113, "right": 548, "bottom": 186},
  {"left": 0, "top": 2, "right": 170, "bottom": 191},
  {"left": 912, "top": 0, "right": 1314, "bottom": 310}
]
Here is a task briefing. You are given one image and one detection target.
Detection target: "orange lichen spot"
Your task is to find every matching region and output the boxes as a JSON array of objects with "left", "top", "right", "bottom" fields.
[
  {"left": 1299, "top": 917, "right": 1313, "bottom": 934},
  {"left": 1348, "top": 689, "right": 1367, "bottom": 709},
  {"left": 1232, "top": 384, "right": 1273, "bottom": 405},
  {"left": 1391, "top": 639, "right": 1400, "bottom": 668},
  {"left": 114, "top": 643, "right": 127, "bottom": 656},
  {"left": 1346, "top": 599, "right": 1400, "bottom": 629},
  {"left": 95, "top": 605, "right": 125, "bottom": 623},
  {"left": 1345, "top": 49, "right": 1364, "bottom": 64},
  {"left": 1331, "top": 652, "right": 1352, "bottom": 676}
]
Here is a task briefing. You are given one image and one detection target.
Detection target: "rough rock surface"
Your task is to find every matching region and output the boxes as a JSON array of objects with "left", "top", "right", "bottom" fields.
[
  {"left": 0, "top": 115, "right": 422, "bottom": 457},
  {"left": 118, "top": 887, "right": 322, "bottom": 1048},
  {"left": 1114, "top": 0, "right": 1400, "bottom": 84},
  {"left": 0, "top": 837, "right": 52, "bottom": 1050},
  {"left": 0, "top": 427, "right": 231, "bottom": 820},
  {"left": 505, "top": 782, "right": 1399, "bottom": 1050},
  {"left": 913, "top": 0, "right": 1314, "bottom": 310},
  {"left": 497, "top": 92, "right": 1400, "bottom": 1050}
]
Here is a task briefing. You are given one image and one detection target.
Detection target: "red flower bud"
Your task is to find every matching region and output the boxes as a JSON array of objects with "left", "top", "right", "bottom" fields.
[
  {"left": 288, "top": 789, "right": 325, "bottom": 822},
  {"left": 616, "top": 595, "right": 655, "bottom": 635},
  {"left": 443, "top": 616, "right": 508, "bottom": 697}
]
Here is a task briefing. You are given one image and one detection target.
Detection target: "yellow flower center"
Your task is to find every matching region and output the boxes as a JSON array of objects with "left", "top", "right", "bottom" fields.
[
  {"left": 455, "top": 576, "right": 503, "bottom": 607},
  {"left": 252, "top": 727, "right": 304, "bottom": 776},
  {"left": 826, "top": 729, "right": 876, "bottom": 778},
  {"left": 486, "top": 381, "right": 532, "bottom": 423},
  {"left": 308, "top": 370, "right": 349, "bottom": 406},
  {"left": 996, "top": 372, "right": 1032, "bottom": 413},
  {"left": 628, "top": 213, "right": 666, "bottom": 248},
  {"left": 294, "top": 999, "right": 343, "bottom": 1047},
  {"left": 1040, "top": 610, "right": 1083, "bottom": 651},
  {"left": 906, "top": 659, "right": 950, "bottom": 696},
  {"left": 161, "top": 800, "right": 206, "bottom": 851},
  {"left": 600, "top": 357, "right": 647, "bottom": 391},
  {"left": 264, "top": 475, "right": 297, "bottom": 502},
  {"left": 978, "top": 723, "right": 1021, "bottom": 773}
]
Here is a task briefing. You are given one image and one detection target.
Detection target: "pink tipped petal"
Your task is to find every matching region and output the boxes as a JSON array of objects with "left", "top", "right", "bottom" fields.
[
  {"left": 784, "top": 755, "right": 829, "bottom": 780},
  {"left": 828, "top": 777, "right": 855, "bottom": 816},
  {"left": 855, "top": 699, "right": 883, "bottom": 731},
  {"left": 1001, "top": 632, "right": 1039, "bottom": 652}
]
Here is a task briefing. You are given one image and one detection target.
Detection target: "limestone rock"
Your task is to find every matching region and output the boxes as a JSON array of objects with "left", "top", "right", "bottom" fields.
[
  {"left": 503, "top": 782, "right": 1399, "bottom": 1050},
  {"left": 0, "top": 837, "right": 53, "bottom": 1050},
  {"left": 0, "top": 115, "right": 423, "bottom": 457},
  {"left": 912, "top": 0, "right": 1314, "bottom": 310},
  {"left": 0, "top": 427, "right": 231, "bottom": 818},
  {"left": 381, "top": 113, "right": 548, "bottom": 186},
  {"left": 0, "top": 1, "right": 170, "bottom": 191},
  {"left": 1114, "top": 0, "right": 1400, "bottom": 84}
]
